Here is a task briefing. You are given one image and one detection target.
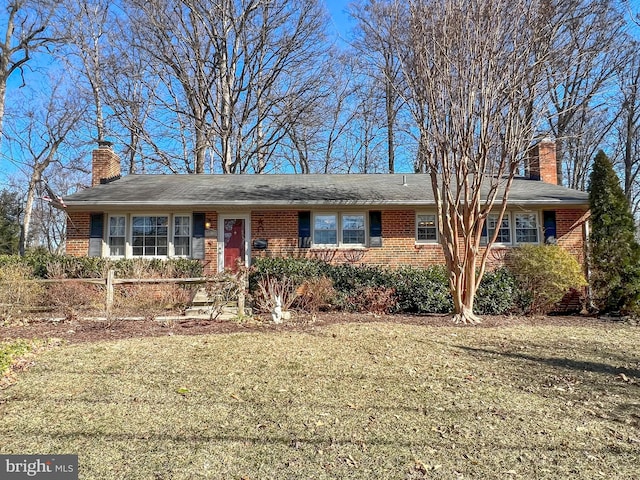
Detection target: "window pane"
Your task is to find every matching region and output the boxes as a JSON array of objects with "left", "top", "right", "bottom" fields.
[
  {"left": 132, "top": 215, "right": 169, "bottom": 256},
  {"left": 174, "top": 237, "right": 190, "bottom": 256},
  {"left": 487, "top": 214, "right": 511, "bottom": 243},
  {"left": 108, "top": 216, "right": 126, "bottom": 256},
  {"left": 174, "top": 216, "right": 190, "bottom": 236},
  {"left": 315, "top": 215, "right": 336, "bottom": 230},
  {"left": 515, "top": 213, "right": 538, "bottom": 243},
  {"left": 417, "top": 214, "right": 437, "bottom": 241},
  {"left": 314, "top": 214, "right": 337, "bottom": 245},
  {"left": 315, "top": 230, "right": 337, "bottom": 245},
  {"left": 109, "top": 237, "right": 125, "bottom": 256},
  {"left": 173, "top": 216, "right": 191, "bottom": 256},
  {"left": 342, "top": 214, "right": 365, "bottom": 244}
]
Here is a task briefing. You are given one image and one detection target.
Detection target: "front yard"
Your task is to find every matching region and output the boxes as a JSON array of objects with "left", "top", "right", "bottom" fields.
[{"left": 1, "top": 319, "right": 639, "bottom": 479}]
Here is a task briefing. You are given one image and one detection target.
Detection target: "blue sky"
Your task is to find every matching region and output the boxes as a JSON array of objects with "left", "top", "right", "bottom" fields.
[{"left": 325, "top": 0, "right": 353, "bottom": 41}]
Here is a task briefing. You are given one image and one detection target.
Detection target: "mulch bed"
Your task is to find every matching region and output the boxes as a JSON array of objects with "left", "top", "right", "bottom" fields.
[{"left": 0, "top": 312, "right": 625, "bottom": 345}]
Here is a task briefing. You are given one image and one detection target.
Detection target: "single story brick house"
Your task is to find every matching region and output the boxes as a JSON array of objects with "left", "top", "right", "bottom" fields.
[{"left": 63, "top": 141, "right": 589, "bottom": 275}]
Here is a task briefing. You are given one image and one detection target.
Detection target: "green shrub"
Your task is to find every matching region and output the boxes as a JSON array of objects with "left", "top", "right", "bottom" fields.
[
  {"left": 390, "top": 266, "right": 452, "bottom": 314},
  {"left": 328, "top": 263, "right": 393, "bottom": 294},
  {"left": 508, "top": 245, "right": 587, "bottom": 314},
  {"left": 250, "top": 257, "right": 524, "bottom": 316},
  {"left": 475, "top": 268, "right": 520, "bottom": 315},
  {"left": 588, "top": 150, "right": 640, "bottom": 314},
  {"left": 250, "top": 257, "right": 329, "bottom": 289}
]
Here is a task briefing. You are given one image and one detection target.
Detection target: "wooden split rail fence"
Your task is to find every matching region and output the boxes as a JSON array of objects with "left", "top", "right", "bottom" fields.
[{"left": 8, "top": 269, "right": 247, "bottom": 317}]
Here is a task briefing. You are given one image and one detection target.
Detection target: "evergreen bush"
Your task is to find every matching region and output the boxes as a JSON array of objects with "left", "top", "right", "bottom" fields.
[
  {"left": 474, "top": 268, "right": 520, "bottom": 315},
  {"left": 508, "top": 245, "right": 587, "bottom": 314},
  {"left": 250, "top": 257, "right": 523, "bottom": 315},
  {"left": 588, "top": 150, "right": 640, "bottom": 314}
]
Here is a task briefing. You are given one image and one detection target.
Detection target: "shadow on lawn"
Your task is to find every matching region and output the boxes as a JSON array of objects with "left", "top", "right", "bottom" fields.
[{"left": 455, "top": 345, "right": 640, "bottom": 381}]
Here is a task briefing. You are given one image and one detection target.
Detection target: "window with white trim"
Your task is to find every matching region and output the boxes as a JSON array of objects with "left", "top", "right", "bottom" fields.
[
  {"left": 342, "top": 214, "right": 365, "bottom": 245},
  {"left": 173, "top": 215, "right": 191, "bottom": 256},
  {"left": 515, "top": 212, "right": 539, "bottom": 243},
  {"left": 132, "top": 215, "right": 168, "bottom": 256},
  {"left": 314, "top": 214, "right": 338, "bottom": 245},
  {"left": 108, "top": 215, "right": 126, "bottom": 256},
  {"left": 416, "top": 213, "right": 438, "bottom": 242},
  {"left": 486, "top": 213, "right": 511, "bottom": 243},
  {"left": 312, "top": 213, "right": 367, "bottom": 247}
]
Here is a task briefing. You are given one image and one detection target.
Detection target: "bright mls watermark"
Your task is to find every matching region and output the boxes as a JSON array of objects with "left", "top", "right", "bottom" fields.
[{"left": 0, "top": 455, "right": 78, "bottom": 479}]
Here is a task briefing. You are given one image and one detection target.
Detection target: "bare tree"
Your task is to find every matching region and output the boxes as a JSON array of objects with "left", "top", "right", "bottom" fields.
[
  {"left": 127, "top": 0, "right": 329, "bottom": 174},
  {"left": 399, "top": 0, "right": 554, "bottom": 323},
  {"left": 349, "top": 0, "right": 406, "bottom": 173},
  {"left": 4, "top": 81, "right": 86, "bottom": 253},
  {"left": 0, "top": 0, "right": 56, "bottom": 150},
  {"left": 54, "top": 0, "right": 115, "bottom": 143},
  {"left": 612, "top": 42, "right": 640, "bottom": 216},
  {"left": 544, "top": 0, "right": 625, "bottom": 186}
]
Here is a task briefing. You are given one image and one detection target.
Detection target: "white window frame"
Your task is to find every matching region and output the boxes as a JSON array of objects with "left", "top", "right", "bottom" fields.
[
  {"left": 108, "top": 215, "right": 126, "bottom": 258},
  {"left": 341, "top": 212, "right": 366, "bottom": 246},
  {"left": 482, "top": 213, "right": 511, "bottom": 245},
  {"left": 172, "top": 214, "right": 192, "bottom": 257},
  {"left": 480, "top": 211, "right": 541, "bottom": 246},
  {"left": 313, "top": 212, "right": 339, "bottom": 246},
  {"left": 131, "top": 214, "right": 170, "bottom": 258},
  {"left": 416, "top": 212, "right": 439, "bottom": 243},
  {"left": 105, "top": 213, "right": 193, "bottom": 259},
  {"left": 311, "top": 212, "right": 368, "bottom": 248},
  {"left": 514, "top": 211, "right": 540, "bottom": 244}
]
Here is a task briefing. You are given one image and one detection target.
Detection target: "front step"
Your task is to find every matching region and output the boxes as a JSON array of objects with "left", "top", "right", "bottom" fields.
[{"left": 185, "top": 288, "right": 248, "bottom": 319}]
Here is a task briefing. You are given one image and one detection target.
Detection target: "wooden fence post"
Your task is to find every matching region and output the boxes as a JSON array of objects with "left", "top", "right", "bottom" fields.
[{"left": 106, "top": 269, "right": 115, "bottom": 316}]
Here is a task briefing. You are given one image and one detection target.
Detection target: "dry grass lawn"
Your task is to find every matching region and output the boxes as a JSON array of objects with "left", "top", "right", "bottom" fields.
[{"left": 1, "top": 321, "right": 639, "bottom": 479}]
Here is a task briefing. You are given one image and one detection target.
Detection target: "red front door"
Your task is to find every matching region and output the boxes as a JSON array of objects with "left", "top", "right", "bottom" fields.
[{"left": 223, "top": 218, "right": 245, "bottom": 271}]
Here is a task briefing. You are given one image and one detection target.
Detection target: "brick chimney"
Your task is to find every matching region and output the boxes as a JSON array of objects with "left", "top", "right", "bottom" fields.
[
  {"left": 91, "top": 141, "right": 121, "bottom": 186},
  {"left": 527, "top": 139, "right": 557, "bottom": 185}
]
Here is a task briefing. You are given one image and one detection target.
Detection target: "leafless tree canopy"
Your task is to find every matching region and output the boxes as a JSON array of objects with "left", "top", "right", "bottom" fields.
[
  {"left": 396, "top": 0, "right": 555, "bottom": 323},
  {"left": 1, "top": 0, "right": 640, "bottom": 307}
]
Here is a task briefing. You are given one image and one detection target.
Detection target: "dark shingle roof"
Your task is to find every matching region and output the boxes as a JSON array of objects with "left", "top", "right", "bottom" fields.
[{"left": 63, "top": 173, "right": 589, "bottom": 209}]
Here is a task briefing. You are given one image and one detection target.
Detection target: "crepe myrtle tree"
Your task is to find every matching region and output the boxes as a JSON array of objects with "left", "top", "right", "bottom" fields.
[{"left": 398, "top": 0, "right": 555, "bottom": 323}]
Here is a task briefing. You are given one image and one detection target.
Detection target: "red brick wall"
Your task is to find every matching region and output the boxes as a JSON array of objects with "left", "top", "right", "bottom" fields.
[
  {"left": 66, "top": 212, "right": 90, "bottom": 256},
  {"left": 248, "top": 208, "right": 587, "bottom": 271},
  {"left": 92, "top": 146, "right": 121, "bottom": 186},
  {"left": 252, "top": 211, "right": 299, "bottom": 258},
  {"left": 203, "top": 212, "right": 218, "bottom": 275},
  {"left": 65, "top": 208, "right": 587, "bottom": 274},
  {"left": 528, "top": 141, "right": 557, "bottom": 185},
  {"left": 555, "top": 209, "right": 589, "bottom": 264}
]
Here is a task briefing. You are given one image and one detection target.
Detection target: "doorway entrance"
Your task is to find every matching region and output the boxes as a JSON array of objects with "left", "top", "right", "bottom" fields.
[{"left": 218, "top": 215, "right": 250, "bottom": 271}]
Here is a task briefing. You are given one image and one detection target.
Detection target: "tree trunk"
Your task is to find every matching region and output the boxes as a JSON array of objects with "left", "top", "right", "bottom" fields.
[
  {"left": 450, "top": 262, "right": 482, "bottom": 324},
  {"left": 20, "top": 178, "right": 38, "bottom": 255},
  {"left": 0, "top": 79, "right": 5, "bottom": 149},
  {"left": 385, "top": 76, "right": 395, "bottom": 174}
]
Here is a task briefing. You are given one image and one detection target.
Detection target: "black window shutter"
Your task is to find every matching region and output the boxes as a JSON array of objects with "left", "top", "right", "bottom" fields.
[
  {"left": 543, "top": 211, "right": 557, "bottom": 243},
  {"left": 369, "top": 211, "right": 382, "bottom": 247},
  {"left": 89, "top": 213, "right": 104, "bottom": 238},
  {"left": 192, "top": 213, "right": 206, "bottom": 260},
  {"left": 88, "top": 213, "right": 104, "bottom": 257},
  {"left": 298, "top": 211, "right": 311, "bottom": 248},
  {"left": 193, "top": 213, "right": 205, "bottom": 238}
]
